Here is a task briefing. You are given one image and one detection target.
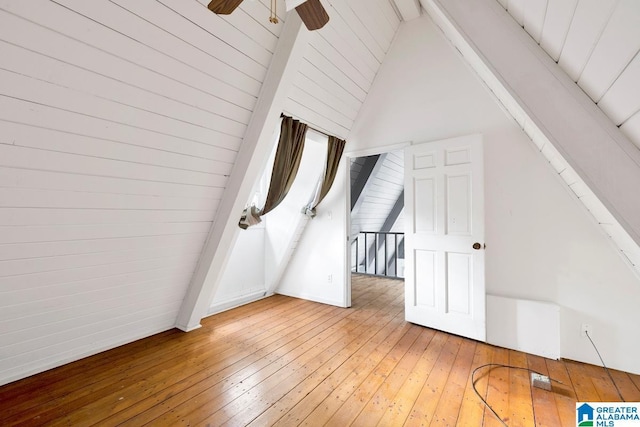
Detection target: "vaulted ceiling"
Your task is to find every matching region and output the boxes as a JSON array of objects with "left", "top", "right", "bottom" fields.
[
  {"left": 497, "top": 0, "right": 640, "bottom": 149},
  {"left": 1, "top": 0, "right": 639, "bottom": 386},
  {"left": 0, "top": 0, "right": 400, "bottom": 385}
]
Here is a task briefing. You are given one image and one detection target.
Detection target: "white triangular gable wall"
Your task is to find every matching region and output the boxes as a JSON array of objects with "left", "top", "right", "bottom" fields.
[
  {"left": 423, "top": 0, "right": 640, "bottom": 275},
  {"left": 280, "top": 10, "right": 640, "bottom": 373}
]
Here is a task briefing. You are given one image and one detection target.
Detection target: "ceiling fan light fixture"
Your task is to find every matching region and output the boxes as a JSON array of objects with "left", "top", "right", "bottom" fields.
[
  {"left": 208, "top": 0, "right": 328, "bottom": 31},
  {"left": 295, "top": 0, "right": 329, "bottom": 31},
  {"left": 285, "top": 0, "right": 307, "bottom": 11},
  {"left": 207, "top": 0, "right": 244, "bottom": 15}
]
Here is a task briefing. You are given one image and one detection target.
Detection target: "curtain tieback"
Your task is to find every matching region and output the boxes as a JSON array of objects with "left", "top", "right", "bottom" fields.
[{"left": 238, "top": 205, "right": 263, "bottom": 229}]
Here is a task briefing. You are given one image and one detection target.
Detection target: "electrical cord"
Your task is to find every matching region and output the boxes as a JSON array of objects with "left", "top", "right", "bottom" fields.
[
  {"left": 584, "top": 330, "right": 625, "bottom": 402},
  {"left": 471, "top": 363, "right": 564, "bottom": 427}
]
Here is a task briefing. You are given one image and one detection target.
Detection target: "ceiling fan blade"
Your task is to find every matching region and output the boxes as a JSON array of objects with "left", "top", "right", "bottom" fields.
[
  {"left": 296, "top": 0, "right": 329, "bottom": 31},
  {"left": 208, "top": 0, "right": 244, "bottom": 15}
]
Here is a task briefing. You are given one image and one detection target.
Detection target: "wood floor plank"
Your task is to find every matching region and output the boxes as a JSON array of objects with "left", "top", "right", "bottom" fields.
[
  {"left": 630, "top": 373, "right": 640, "bottom": 392},
  {"left": 0, "top": 275, "right": 637, "bottom": 427},
  {"left": 454, "top": 342, "right": 493, "bottom": 427},
  {"left": 246, "top": 295, "right": 406, "bottom": 426},
  {"left": 210, "top": 292, "right": 400, "bottom": 426},
  {"left": 609, "top": 369, "right": 640, "bottom": 401},
  {"left": 0, "top": 295, "right": 300, "bottom": 423},
  {"left": 148, "top": 281, "right": 402, "bottom": 426},
  {"left": 269, "top": 309, "right": 408, "bottom": 426},
  {"left": 350, "top": 327, "right": 437, "bottom": 426},
  {"left": 545, "top": 358, "right": 578, "bottom": 427},
  {"left": 483, "top": 346, "right": 510, "bottom": 427},
  {"left": 586, "top": 364, "right": 628, "bottom": 402},
  {"left": 402, "top": 334, "right": 463, "bottom": 425},
  {"left": 507, "top": 350, "right": 535, "bottom": 427},
  {"left": 116, "top": 304, "right": 346, "bottom": 426},
  {"left": 296, "top": 324, "right": 414, "bottom": 425},
  {"left": 50, "top": 300, "right": 334, "bottom": 427},
  {"left": 428, "top": 338, "right": 477, "bottom": 426},
  {"left": 373, "top": 330, "right": 449, "bottom": 426},
  {"left": 6, "top": 297, "right": 319, "bottom": 426},
  {"left": 322, "top": 325, "right": 423, "bottom": 425},
  {"left": 526, "top": 354, "right": 562, "bottom": 427},
  {"left": 565, "top": 360, "right": 602, "bottom": 402}
]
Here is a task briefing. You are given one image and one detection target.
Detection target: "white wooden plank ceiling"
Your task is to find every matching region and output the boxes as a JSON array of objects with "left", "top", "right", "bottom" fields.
[
  {"left": 499, "top": 0, "right": 640, "bottom": 150},
  {"left": 0, "top": 0, "right": 401, "bottom": 385},
  {"left": 284, "top": 0, "right": 402, "bottom": 138},
  {"left": 0, "top": 0, "right": 277, "bottom": 384},
  {"left": 351, "top": 151, "right": 404, "bottom": 235}
]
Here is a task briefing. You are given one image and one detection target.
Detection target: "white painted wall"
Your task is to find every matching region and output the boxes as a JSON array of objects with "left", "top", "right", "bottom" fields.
[
  {"left": 285, "top": 14, "right": 640, "bottom": 374},
  {"left": 209, "top": 227, "right": 267, "bottom": 315},
  {"left": 276, "top": 162, "right": 349, "bottom": 307},
  {"left": 487, "top": 295, "right": 561, "bottom": 360},
  {"left": 264, "top": 131, "right": 327, "bottom": 290},
  {"left": 212, "top": 128, "right": 329, "bottom": 311}
]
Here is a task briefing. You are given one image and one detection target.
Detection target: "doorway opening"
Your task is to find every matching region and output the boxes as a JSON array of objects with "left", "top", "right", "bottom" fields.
[{"left": 348, "top": 149, "right": 405, "bottom": 305}]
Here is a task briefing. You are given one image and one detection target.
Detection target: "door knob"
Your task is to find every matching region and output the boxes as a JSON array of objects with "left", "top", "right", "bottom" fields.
[{"left": 473, "top": 242, "right": 482, "bottom": 250}]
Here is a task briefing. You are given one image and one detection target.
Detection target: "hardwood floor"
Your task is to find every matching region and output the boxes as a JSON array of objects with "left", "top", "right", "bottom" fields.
[{"left": 1, "top": 274, "right": 639, "bottom": 426}]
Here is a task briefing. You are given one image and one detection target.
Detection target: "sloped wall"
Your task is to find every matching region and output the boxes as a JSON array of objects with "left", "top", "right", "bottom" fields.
[
  {"left": 0, "top": 0, "right": 279, "bottom": 386},
  {"left": 284, "top": 14, "right": 640, "bottom": 374}
]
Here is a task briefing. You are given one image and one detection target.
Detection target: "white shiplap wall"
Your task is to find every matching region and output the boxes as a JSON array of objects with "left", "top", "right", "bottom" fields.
[
  {"left": 499, "top": 0, "right": 640, "bottom": 150},
  {"left": 284, "top": 0, "right": 401, "bottom": 138},
  {"left": 0, "top": 0, "right": 281, "bottom": 385}
]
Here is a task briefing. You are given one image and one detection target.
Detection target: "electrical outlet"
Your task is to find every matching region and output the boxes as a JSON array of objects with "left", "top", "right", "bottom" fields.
[
  {"left": 531, "top": 373, "right": 551, "bottom": 391},
  {"left": 327, "top": 274, "right": 332, "bottom": 283},
  {"left": 581, "top": 323, "right": 592, "bottom": 337}
]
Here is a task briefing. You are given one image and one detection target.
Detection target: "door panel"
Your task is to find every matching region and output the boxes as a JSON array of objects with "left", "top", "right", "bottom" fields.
[
  {"left": 404, "top": 135, "right": 485, "bottom": 341},
  {"left": 446, "top": 173, "right": 471, "bottom": 235},
  {"left": 415, "top": 249, "right": 436, "bottom": 307},
  {"left": 414, "top": 177, "right": 437, "bottom": 233}
]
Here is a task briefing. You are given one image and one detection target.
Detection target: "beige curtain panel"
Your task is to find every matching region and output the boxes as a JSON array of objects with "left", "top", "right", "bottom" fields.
[{"left": 239, "top": 116, "right": 308, "bottom": 229}]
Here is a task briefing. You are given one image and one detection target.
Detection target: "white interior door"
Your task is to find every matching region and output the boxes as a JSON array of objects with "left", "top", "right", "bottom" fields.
[{"left": 404, "top": 135, "right": 485, "bottom": 341}]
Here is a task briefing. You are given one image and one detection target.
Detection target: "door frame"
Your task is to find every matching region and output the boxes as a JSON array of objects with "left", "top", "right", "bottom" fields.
[
  {"left": 343, "top": 135, "right": 486, "bottom": 341},
  {"left": 343, "top": 141, "right": 411, "bottom": 306}
]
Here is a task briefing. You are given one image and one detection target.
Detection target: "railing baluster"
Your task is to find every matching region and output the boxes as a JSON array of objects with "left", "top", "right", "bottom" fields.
[
  {"left": 394, "top": 233, "right": 398, "bottom": 277},
  {"left": 355, "top": 235, "right": 359, "bottom": 273},
  {"left": 374, "top": 233, "right": 378, "bottom": 275},
  {"left": 364, "top": 233, "right": 368, "bottom": 274},
  {"left": 353, "top": 231, "right": 404, "bottom": 279},
  {"left": 384, "top": 234, "right": 387, "bottom": 276}
]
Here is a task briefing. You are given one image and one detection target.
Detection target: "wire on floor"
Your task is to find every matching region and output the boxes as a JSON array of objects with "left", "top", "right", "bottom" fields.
[
  {"left": 471, "top": 363, "right": 564, "bottom": 427},
  {"left": 585, "top": 330, "right": 625, "bottom": 402}
]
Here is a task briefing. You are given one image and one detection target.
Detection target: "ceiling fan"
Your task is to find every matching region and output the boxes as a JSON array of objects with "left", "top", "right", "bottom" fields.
[{"left": 207, "top": 0, "right": 329, "bottom": 31}]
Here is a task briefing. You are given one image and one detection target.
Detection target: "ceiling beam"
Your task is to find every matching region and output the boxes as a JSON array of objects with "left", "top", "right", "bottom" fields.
[
  {"left": 351, "top": 153, "right": 388, "bottom": 219},
  {"left": 350, "top": 154, "right": 380, "bottom": 210},
  {"left": 380, "top": 189, "right": 404, "bottom": 233},
  {"left": 175, "top": 12, "right": 310, "bottom": 332},
  {"left": 393, "top": 0, "right": 421, "bottom": 21}
]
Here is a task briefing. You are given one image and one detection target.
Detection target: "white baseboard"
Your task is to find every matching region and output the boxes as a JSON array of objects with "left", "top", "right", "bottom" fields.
[
  {"left": 206, "top": 290, "right": 269, "bottom": 317},
  {"left": 274, "top": 290, "right": 346, "bottom": 308}
]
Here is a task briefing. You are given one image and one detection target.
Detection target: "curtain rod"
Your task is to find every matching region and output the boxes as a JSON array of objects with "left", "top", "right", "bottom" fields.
[{"left": 280, "top": 113, "right": 337, "bottom": 140}]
